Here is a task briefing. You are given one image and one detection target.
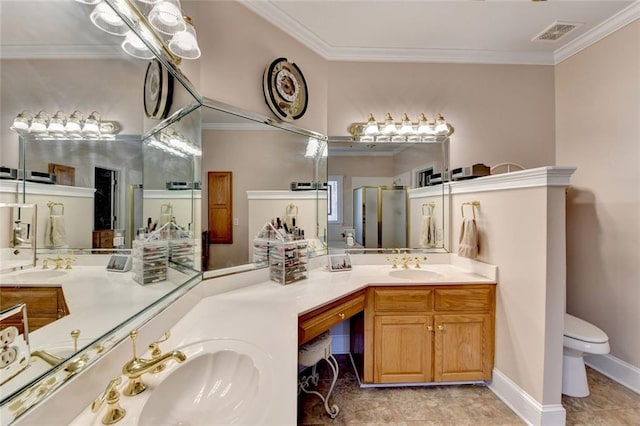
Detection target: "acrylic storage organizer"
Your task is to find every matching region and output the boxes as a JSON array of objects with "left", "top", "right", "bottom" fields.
[
  {"left": 252, "top": 222, "right": 279, "bottom": 267},
  {"left": 132, "top": 239, "right": 168, "bottom": 285},
  {"left": 269, "top": 238, "right": 308, "bottom": 285}
]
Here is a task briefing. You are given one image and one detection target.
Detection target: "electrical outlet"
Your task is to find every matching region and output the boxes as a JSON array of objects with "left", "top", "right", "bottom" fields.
[
  {"left": 0, "top": 347, "right": 17, "bottom": 366},
  {"left": 0, "top": 326, "right": 18, "bottom": 346}
]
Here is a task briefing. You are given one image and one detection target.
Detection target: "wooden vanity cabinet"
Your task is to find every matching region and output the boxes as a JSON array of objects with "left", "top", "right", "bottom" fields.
[
  {"left": 298, "top": 289, "right": 366, "bottom": 345},
  {"left": 364, "top": 285, "right": 495, "bottom": 384},
  {"left": 0, "top": 286, "right": 70, "bottom": 332}
]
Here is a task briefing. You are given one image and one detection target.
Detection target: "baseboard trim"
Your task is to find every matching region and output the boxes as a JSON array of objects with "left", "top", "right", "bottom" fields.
[
  {"left": 488, "top": 368, "right": 566, "bottom": 426},
  {"left": 585, "top": 353, "right": 640, "bottom": 394}
]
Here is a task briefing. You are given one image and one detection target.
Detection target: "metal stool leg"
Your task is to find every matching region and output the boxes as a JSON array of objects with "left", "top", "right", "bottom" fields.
[{"left": 298, "top": 355, "right": 340, "bottom": 418}]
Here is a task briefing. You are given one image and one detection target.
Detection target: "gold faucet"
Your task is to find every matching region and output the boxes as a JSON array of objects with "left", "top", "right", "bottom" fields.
[
  {"left": 91, "top": 377, "right": 126, "bottom": 425},
  {"left": 121, "top": 330, "right": 186, "bottom": 396},
  {"left": 148, "top": 331, "right": 171, "bottom": 374}
]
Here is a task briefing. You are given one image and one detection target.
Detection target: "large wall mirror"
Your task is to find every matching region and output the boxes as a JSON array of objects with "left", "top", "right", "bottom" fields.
[
  {"left": 199, "top": 98, "right": 328, "bottom": 274},
  {"left": 327, "top": 137, "right": 449, "bottom": 253},
  {"left": 0, "top": 0, "right": 201, "bottom": 420}
]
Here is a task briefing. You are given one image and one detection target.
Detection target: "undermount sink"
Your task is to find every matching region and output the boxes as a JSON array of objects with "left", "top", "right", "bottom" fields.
[
  {"left": 138, "top": 339, "right": 273, "bottom": 426},
  {"left": 388, "top": 268, "right": 442, "bottom": 280}
]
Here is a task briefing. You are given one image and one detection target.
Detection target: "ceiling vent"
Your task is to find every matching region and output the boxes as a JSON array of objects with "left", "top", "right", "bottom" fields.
[{"left": 532, "top": 21, "right": 583, "bottom": 42}]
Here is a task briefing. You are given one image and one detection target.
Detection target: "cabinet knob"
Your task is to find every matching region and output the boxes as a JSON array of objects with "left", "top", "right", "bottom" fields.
[
  {"left": 437, "top": 325, "right": 445, "bottom": 331},
  {"left": 427, "top": 325, "right": 434, "bottom": 332},
  {"left": 338, "top": 313, "right": 345, "bottom": 320}
]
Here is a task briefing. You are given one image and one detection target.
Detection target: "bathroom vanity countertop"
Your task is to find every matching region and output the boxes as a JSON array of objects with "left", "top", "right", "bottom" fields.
[
  {"left": 106, "top": 259, "right": 498, "bottom": 425},
  {"left": 0, "top": 261, "right": 196, "bottom": 400}
]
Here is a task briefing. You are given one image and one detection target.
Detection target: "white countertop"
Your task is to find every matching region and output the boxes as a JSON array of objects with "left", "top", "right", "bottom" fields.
[
  {"left": 0, "top": 258, "right": 195, "bottom": 400},
  {"left": 69, "top": 259, "right": 496, "bottom": 425}
]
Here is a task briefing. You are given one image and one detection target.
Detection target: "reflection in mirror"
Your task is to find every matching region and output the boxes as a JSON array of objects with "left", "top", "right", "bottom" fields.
[
  {"left": 0, "top": 304, "right": 30, "bottom": 392},
  {"left": 327, "top": 138, "right": 449, "bottom": 252},
  {"left": 200, "top": 103, "right": 327, "bottom": 272},
  {"left": 0, "top": 0, "right": 202, "bottom": 420},
  {"left": 0, "top": 204, "right": 37, "bottom": 272}
]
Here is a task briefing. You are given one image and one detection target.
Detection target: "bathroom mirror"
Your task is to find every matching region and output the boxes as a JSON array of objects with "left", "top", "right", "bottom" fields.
[
  {"left": 326, "top": 137, "right": 449, "bottom": 252},
  {"left": 199, "top": 98, "right": 328, "bottom": 272},
  {"left": 0, "top": 204, "right": 37, "bottom": 273},
  {"left": 0, "top": 0, "right": 201, "bottom": 419}
]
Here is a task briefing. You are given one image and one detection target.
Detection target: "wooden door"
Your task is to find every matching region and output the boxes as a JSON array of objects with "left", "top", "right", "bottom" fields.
[
  {"left": 433, "top": 313, "right": 493, "bottom": 382},
  {"left": 208, "top": 171, "right": 233, "bottom": 244},
  {"left": 374, "top": 314, "right": 432, "bottom": 383}
]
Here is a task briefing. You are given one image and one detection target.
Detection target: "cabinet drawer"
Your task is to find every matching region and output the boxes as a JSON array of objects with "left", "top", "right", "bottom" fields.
[
  {"left": 434, "top": 288, "right": 493, "bottom": 311},
  {"left": 299, "top": 290, "right": 365, "bottom": 345},
  {"left": 372, "top": 288, "right": 433, "bottom": 312}
]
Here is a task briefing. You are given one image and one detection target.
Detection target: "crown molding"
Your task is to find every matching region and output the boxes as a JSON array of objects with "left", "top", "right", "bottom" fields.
[
  {"left": 243, "top": 0, "right": 637, "bottom": 66},
  {"left": 554, "top": 1, "right": 640, "bottom": 64},
  {"left": 0, "top": 44, "right": 123, "bottom": 60},
  {"left": 448, "top": 166, "right": 577, "bottom": 195}
]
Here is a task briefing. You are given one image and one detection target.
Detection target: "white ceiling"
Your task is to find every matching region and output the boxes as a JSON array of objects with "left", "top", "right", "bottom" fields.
[
  {"left": 240, "top": 0, "right": 639, "bottom": 65},
  {"left": 1, "top": 1, "right": 638, "bottom": 65}
]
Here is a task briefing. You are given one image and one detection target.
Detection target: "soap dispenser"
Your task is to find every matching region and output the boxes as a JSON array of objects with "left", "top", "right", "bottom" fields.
[{"left": 346, "top": 232, "right": 354, "bottom": 247}]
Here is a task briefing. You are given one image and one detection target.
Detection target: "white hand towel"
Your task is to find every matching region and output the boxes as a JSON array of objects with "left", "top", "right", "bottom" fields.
[
  {"left": 44, "top": 215, "right": 67, "bottom": 248},
  {"left": 420, "top": 215, "right": 437, "bottom": 247},
  {"left": 458, "top": 218, "right": 479, "bottom": 259}
]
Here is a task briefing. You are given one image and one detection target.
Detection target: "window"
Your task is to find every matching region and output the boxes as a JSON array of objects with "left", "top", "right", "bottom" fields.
[{"left": 328, "top": 175, "right": 343, "bottom": 224}]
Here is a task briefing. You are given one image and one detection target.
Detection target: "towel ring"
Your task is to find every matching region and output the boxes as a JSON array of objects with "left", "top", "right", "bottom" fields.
[
  {"left": 422, "top": 202, "right": 435, "bottom": 216},
  {"left": 461, "top": 201, "right": 480, "bottom": 219},
  {"left": 47, "top": 201, "right": 64, "bottom": 216}
]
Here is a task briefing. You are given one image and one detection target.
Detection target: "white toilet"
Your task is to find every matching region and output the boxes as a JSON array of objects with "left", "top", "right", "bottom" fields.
[{"left": 563, "top": 313, "right": 610, "bottom": 397}]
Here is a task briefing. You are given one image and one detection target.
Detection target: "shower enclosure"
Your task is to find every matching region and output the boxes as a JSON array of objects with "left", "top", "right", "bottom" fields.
[{"left": 353, "top": 186, "right": 407, "bottom": 248}]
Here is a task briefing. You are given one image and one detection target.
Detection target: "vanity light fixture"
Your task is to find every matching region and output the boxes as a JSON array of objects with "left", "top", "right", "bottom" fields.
[
  {"left": 10, "top": 112, "right": 32, "bottom": 133},
  {"left": 168, "top": 15, "right": 201, "bottom": 59},
  {"left": 121, "top": 29, "right": 156, "bottom": 60},
  {"left": 89, "top": 0, "right": 131, "bottom": 36},
  {"left": 75, "top": 0, "right": 201, "bottom": 63},
  {"left": 29, "top": 111, "right": 50, "bottom": 133},
  {"left": 349, "top": 112, "right": 454, "bottom": 142},
  {"left": 148, "top": 0, "right": 186, "bottom": 35},
  {"left": 82, "top": 111, "right": 101, "bottom": 137},
  {"left": 10, "top": 110, "right": 119, "bottom": 140},
  {"left": 47, "top": 111, "right": 67, "bottom": 136},
  {"left": 150, "top": 127, "right": 201, "bottom": 157}
]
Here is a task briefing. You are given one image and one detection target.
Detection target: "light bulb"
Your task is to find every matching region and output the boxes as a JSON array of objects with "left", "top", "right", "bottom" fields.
[
  {"left": 48, "top": 111, "right": 67, "bottom": 136},
  {"left": 11, "top": 112, "right": 31, "bottom": 133},
  {"left": 83, "top": 111, "right": 101, "bottom": 136},
  {"left": 29, "top": 111, "right": 49, "bottom": 133},
  {"left": 364, "top": 113, "right": 379, "bottom": 136},
  {"left": 381, "top": 113, "right": 397, "bottom": 135},
  {"left": 434, "top": 114, "right": 449, "bottom": 134},
  {"left": 399, "top": 113, "right": 414, "bottom": 135},
  {"left": 121, "top": 30, "right": 155, "bottom": 60},
  {"left": 149, "top": 1, "right": 186, "bottom": 35},
  {"left": 168, "top": 16, "right": 201, "bottom": 59},
  {"left": 90, "top": 1, "right": 129, "bottom": 36}
]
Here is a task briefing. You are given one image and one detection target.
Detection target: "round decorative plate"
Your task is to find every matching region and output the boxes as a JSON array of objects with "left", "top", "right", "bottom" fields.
[
  {"left": 144, "top": 59, "right": 174, "bottom": 120},
  {"left": 263, "top": 58, "right": 308, "bottom": 121}
]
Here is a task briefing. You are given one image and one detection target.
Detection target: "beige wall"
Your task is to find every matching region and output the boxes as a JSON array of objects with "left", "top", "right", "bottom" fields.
[
  {"left": 556, "top": 20, "right": 640, "bottom": 368},
  {"left": 189, "top": 0, "right": 328, "bottom": 134},
  {"left": 452, "top": 185, "right": 567, "bottom": 405},
  {"left": 327, "top": 61, "right": 556, "bottom": 169}
]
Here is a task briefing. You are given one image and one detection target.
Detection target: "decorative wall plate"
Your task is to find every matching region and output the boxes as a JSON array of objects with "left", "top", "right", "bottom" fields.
[
  {"left": 263, "top": 57, "right": 308, "bottom": 121},
  {"left": 144, "top": 59, "right": 174, "bottom": 120}
]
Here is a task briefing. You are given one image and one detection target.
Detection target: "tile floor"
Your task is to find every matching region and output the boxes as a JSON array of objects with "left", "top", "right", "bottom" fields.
[{"left": 298, "top": 355, "right": 640, "bottom": 425}]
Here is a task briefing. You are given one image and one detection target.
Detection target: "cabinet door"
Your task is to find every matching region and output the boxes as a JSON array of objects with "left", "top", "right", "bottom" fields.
[
  {"left": 374, "top": 315, "right": 433, "bottom": 383},
  {"left": 434, "top": 314, "right": 493, "bottom": 382}
]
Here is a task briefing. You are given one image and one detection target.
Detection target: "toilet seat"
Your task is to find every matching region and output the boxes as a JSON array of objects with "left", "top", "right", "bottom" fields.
[{"left": 564, "top": 313, "right": 608, "bottom": 343}]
